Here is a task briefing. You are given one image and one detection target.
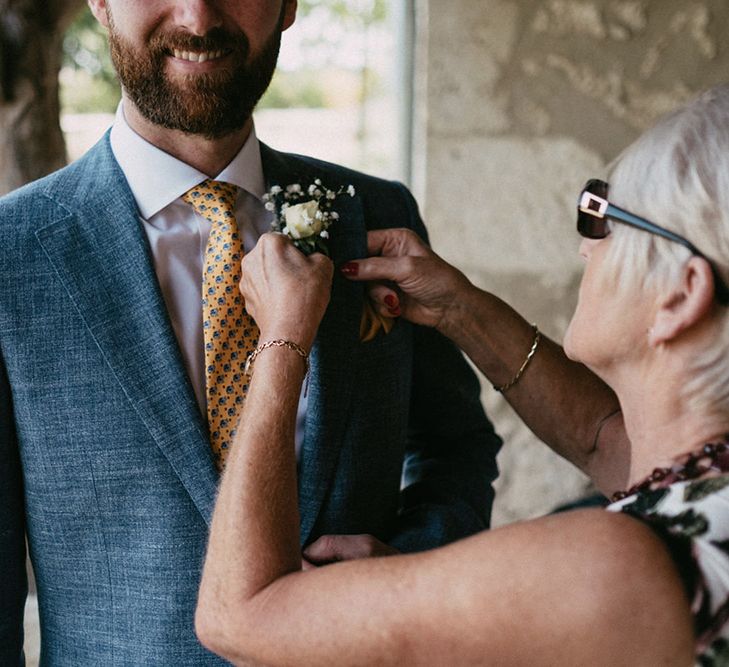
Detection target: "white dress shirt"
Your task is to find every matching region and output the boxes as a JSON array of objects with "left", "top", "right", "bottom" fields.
[{"left": 109, "top": 104, "right": 307, "bottom": 455}]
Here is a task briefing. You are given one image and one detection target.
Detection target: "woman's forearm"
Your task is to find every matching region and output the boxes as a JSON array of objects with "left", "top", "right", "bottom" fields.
[
  {"left": 196, "top": 346, "right": 305, "bottom": 662},
  {"left": 441, "top": 284, "right": 628, "bottom": 488},
  {"left": 199, "top": 495, "right": 692, "bottom": 666},
  {"left": 346, "top": 228, "right": 628, "bottom": 486}
]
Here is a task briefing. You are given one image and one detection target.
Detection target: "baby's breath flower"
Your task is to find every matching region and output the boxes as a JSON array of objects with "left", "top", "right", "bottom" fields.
[{"left": 264, "top": 178, "right": 355, "bottom": 256}]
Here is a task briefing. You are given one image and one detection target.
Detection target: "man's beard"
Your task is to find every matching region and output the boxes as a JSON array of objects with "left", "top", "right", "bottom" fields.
[{"left": 107, "top": 14, "right": 283, "bottom": 139}]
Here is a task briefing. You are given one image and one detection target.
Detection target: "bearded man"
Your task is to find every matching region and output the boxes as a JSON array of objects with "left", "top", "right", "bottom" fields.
[{"left": 0, "top": 1, "right": 501, "bottom": 663}]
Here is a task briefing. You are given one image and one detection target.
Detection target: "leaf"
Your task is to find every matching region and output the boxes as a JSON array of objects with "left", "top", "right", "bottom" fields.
[
  {"left": 683, "top": 475, "right": 729, "bottom": 502},
  {"left": 620, "top": 487, "right": 669, "bottom": 514},
  {"left": 664, "top": 509, "right": 710, "bottom": 538},
  {"left": 684, "top": 475, "right": 729, "bottom": 503},
  {"left": 314, "top": 237, "right": 330, "bottom": 256}
]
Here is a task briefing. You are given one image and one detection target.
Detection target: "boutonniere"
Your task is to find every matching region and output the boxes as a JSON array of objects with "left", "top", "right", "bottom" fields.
[
  {"left": 263, "top": 179, "right": 356, "bottom": 257},
  {"left": 263, "top": 178, "right": 392, "bottom": 342}
]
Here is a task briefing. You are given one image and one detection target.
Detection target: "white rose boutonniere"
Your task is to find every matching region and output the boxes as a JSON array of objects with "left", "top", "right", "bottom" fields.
[
  {"left": 263, "top": 179, "right": 356, "bottom": 256},
  {"left": 284, "top": 200, "right": 322, "bottom": 239},
  {"left": 263, "top": 177, "right": 389, "bottom": 343}
]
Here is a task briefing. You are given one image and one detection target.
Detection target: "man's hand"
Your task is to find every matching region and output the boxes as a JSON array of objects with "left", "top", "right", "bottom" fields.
[{"left": 303, "top": 534, "right": 399, "bottom": 566}]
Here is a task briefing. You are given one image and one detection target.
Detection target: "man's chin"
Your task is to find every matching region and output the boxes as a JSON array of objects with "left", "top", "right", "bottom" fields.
[
  {"left": 135, "top": 81, "right": 249, "bottom": 136},
  {"left": 142, "top": 98, "right": 251, "bottom": 139}
]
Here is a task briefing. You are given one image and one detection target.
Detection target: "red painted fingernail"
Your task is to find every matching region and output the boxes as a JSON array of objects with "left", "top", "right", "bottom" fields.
[
  {"left": 389, "top": 307, "right": 401, "bottom": 317},
  {"left": 341, "top": 262, "right": 359, "bottom": 276},
  {"left": 384, "top": 295, "right": 398, "bottom": 309}
]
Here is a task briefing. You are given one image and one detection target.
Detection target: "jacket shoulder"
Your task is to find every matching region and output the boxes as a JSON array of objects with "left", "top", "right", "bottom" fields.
[{"left": 260, "top": 144, "right": 422, "bottom": 233}]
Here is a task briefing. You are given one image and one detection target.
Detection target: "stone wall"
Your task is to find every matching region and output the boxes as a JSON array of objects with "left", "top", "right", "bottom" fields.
[{"left": 413, "top": 0, "right": 729, "bottom": 525}]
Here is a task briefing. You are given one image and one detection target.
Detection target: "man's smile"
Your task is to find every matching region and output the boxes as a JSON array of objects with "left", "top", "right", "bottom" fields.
[
  {"left": 169, "top": 49, "right": 232, "bottom": 63},
  {"left": 170, "top": 48, "right": 233, "bottom": 63}
]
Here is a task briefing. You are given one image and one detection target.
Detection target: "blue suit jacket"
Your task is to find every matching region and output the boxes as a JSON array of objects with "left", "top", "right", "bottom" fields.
[{"left": 0, "top": 136, "right": 501, "bottom": 665}]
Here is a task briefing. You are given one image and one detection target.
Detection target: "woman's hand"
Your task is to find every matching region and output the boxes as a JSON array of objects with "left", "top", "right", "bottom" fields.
[
  {"left": 341, "top": 228, "right": 475, "bottom": 337},
  {"left": 240, "top": 233, "right": 334, "bottom": 351}
]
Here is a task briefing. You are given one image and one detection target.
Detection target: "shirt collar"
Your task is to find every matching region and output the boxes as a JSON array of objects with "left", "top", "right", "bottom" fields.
[{"left": 109, "top": 103, "right": 266, "bottom": 220}]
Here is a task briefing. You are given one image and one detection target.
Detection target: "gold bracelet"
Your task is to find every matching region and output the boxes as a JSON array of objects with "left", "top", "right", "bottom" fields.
[
  {"left": 493, "top": 324, "right": 541, "bottom": 393},
  {"left": 244, "top": 339, "right": 309, "bottom": 377}
]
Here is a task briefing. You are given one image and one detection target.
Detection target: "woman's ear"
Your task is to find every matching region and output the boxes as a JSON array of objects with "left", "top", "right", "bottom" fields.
[{"left": 648, "top": 256, "right": 716, "bottom": 347}]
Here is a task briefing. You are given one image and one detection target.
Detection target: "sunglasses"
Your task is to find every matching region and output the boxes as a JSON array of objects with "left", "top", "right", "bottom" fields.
[{"left": 577, "top": 179, "right": 729, "bottom": 305}]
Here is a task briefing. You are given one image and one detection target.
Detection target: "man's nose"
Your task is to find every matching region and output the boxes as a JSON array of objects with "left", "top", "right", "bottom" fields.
[{"left": 174, "top": 0, "right": 224, "bottom": 36}]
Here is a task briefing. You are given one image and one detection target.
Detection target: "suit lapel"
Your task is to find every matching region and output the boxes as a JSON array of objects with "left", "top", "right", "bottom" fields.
[
  {"left": 261, "top": 144, "right": 366, "bottom": 544},
  {"left": 35, "top": 136, "right": 219, "bottom": 524}
]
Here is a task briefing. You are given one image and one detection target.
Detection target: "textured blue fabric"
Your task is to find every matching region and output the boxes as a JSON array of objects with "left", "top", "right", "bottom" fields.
[{"left": 0, "top": 134, "right": 501, "bottom": 665}]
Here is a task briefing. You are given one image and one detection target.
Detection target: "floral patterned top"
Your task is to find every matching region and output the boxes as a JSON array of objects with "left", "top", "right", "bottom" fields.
[{"left": 608, "top": 475, "right": 729, "bottom": 666}]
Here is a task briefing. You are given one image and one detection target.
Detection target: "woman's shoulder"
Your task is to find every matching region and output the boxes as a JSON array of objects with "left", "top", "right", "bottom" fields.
[
  {"left": 608, "top": 474, "right": 729, "bottom": 663},
  {"left": 432, "top": 507, "right": 694, "bottom": 664}
]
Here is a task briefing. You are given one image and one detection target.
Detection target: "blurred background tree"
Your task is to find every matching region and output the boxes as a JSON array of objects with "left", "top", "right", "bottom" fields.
[
  {"left": 0, "top": 0, "right": 85, "bottom": 194},
  {"left": 295, "top": 0, "right": 387, "bottom": 146},
  {"left": 61, "top": 6, "right": 119, "bottom": 114}
]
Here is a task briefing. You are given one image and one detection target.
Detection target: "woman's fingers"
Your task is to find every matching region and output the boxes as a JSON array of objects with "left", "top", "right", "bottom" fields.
[
  {"left": 365, "top": 228, "right": 430, "bottom": 258},
  {"left": 367, "top": 283, "right": 401, "bottom": 317},
  {"left": 341, "top": 229, "right": 472, "bottom": 331},
  {"left": 341, "top": 255, "right": 420, "bottom": 284},
  {"left": 342, "top": 229, "right": 434, "bottom": 286}
]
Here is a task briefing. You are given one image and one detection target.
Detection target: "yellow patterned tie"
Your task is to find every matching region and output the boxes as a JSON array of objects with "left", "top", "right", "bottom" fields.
[{"left": 182, "top": 180, "right": 259, "bottom": 470}]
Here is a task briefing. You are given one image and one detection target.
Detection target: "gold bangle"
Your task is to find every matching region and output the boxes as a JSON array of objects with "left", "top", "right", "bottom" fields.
[
  {"left": 244, "top": 339, "right": 309, "bottom": 377},
  {"left": 493, "top": 325, "right": 541, "bottom": 393}
]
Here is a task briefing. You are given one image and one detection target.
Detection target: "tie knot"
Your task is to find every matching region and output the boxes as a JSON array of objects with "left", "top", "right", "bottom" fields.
[{"left": 182, "top": 179, "right": 238, "bottom": 224}]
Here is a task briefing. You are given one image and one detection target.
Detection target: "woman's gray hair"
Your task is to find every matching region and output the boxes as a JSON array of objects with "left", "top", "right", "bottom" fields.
[{"left": 604, "top": 84, "right": 729, "bottom": 417}]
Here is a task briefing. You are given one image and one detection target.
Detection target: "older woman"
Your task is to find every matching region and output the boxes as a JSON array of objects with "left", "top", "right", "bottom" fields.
[{"left": 196, "top": 86, "right": 729, "bottom": 665}]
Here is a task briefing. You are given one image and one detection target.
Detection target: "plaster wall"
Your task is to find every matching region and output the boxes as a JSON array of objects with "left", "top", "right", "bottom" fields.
[{"left": 414, "top": 0, "right": 729, "bottom": 526}]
